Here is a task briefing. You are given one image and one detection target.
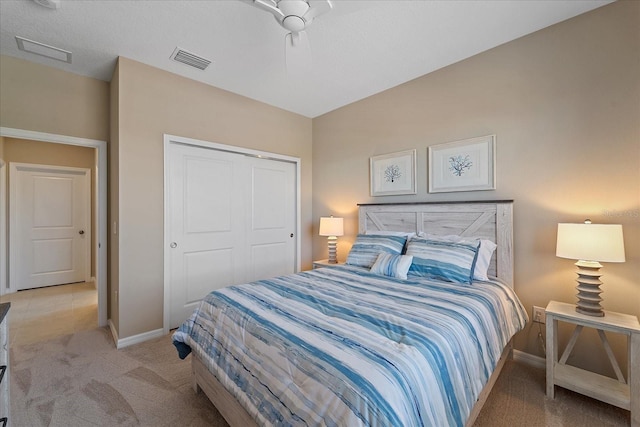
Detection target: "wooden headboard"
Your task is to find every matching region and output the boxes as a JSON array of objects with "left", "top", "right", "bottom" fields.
[{"left": 358, "top": 201, "right": 514, "bottom": 286}]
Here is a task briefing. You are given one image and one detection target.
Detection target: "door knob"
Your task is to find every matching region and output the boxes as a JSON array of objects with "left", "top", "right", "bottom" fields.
[
  {"left": 79, "top": 230, "right": 85, "bottom": 235},
  {"left": 170, "top": 242, "right": 178, "bottom": 248}
]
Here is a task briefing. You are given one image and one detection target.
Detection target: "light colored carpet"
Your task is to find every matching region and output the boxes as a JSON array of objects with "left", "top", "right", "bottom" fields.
[
  {"left": 473, "top": 358, "right": 629, "bottom": 427},
  {"left": 10, "top": 327, "right": 630, "bottom": 426},
  {"left": 11, "top": 327, "right": 226, "bottom": 426}
]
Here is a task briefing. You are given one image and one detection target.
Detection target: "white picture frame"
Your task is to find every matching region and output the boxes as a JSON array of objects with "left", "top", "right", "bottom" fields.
[
  {"left": 428, "top": 135, "right": 496, "bottom": 193},
  {"left": 370, "top": 149, "right": 417, "bottom": 196}
]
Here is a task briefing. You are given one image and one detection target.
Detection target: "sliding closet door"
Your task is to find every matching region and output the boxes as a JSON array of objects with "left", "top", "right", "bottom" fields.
[
  {"left": 246, "top": 157, "right": 296, "bottom": 282},
  {"left": 166, "top": 141, "right": 297, "bottom": 329}
]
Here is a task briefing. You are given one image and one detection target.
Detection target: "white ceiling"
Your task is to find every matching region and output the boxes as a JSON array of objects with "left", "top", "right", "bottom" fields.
[{"left": 0, "top": 0, "right": 612, "bottom": 118}]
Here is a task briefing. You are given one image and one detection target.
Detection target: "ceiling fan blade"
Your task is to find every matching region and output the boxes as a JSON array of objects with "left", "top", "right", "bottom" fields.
[
  {"left": 285, "top": 31, "right": 311, "bottom": 74},
  {"left": 304, "top": 0, "right": 333, "bottom": 22},
  {"left": 250, "top": 0, "right": 284, "bottom": 19}
]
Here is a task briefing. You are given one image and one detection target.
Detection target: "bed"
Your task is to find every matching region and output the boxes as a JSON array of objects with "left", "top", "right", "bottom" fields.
[{"left": 173, "top": 201, "right": 528, "bottom": 426}]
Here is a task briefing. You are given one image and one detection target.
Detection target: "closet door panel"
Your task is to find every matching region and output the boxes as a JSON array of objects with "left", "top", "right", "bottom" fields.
[
  {"left": 246, "top": 158, "right": 296, "bottom": 282},
  {"left": 168, "top": 145, "right": 244, "bottom": 329}
]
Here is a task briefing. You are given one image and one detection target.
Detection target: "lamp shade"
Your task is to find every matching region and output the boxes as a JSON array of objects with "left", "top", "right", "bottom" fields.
[
  {"left": 556, "top": 223, "right": 625, "bottom": 263},
  {"left": 319, "top": 217, "right": 344, "bottom": 237}
]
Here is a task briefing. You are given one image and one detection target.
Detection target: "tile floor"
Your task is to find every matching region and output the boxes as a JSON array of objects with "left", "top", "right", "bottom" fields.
[{"left": 0, "top": 282, "right": 97, "bottom": 346}]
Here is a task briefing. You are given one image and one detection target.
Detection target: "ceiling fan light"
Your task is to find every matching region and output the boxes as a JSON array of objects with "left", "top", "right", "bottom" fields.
[{"left": 282, "top": 15, "right": 306, "bottom": 32}]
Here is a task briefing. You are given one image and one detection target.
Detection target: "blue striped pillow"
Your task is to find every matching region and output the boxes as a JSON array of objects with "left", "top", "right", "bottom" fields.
[
  {"left": 370, "top": 253, "right": 414, "bottom": 279},
  {"left": 345, "top": 234, "right": 407, "bottom": 268},
  {"left": 406, "top": 237, "right": 480, "bottom": 283}
]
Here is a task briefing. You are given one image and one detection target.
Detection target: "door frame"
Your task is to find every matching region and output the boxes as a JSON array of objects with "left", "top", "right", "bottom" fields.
[
  {"left": 162, "top": 134, "right": 301, "bottom": 334},
  {"left": 0, "top": 127, "right": 108, "bottom": 327},
  {"left": 10, "top": 162, "right": 91, "bottom": 289}
]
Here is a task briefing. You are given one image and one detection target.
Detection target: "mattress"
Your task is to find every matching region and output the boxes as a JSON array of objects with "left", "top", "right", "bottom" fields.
[{"left": 173, "top": 265, "right": 527, "bottom": 426}]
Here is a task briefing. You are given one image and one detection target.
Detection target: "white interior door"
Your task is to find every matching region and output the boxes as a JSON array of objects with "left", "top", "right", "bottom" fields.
[
  {"left": 166, "top": 141, "right": 297, "bottom": 329},
  {"left": 246, "top": 157, "right": 296, "bottom": 282},
  {"left": 10, "top": 163, "right": 90, "bottom": 290}
]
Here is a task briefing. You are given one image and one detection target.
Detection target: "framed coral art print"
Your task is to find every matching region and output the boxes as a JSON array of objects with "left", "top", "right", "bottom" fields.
[
  {"left": 428, "top": 135, "right": 496, "bottom": 193},
  {"left": 370, "top": 149, "right": 417, "bottom": 196}
]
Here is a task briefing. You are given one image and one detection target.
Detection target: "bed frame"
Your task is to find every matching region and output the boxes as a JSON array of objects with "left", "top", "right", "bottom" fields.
[{"left": 191, "top": 201, "right": 515, "bottom": 427}]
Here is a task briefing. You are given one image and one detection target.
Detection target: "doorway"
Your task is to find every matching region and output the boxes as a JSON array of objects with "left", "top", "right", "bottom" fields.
[{"left": 0, "top": 127, "right": 107, "bottom": 327}]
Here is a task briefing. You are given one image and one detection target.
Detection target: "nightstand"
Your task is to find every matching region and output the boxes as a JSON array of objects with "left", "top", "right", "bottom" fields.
[
  {"left": 545, "top": 300, "right": 640, "bottom": 426},
  {"left": 312, "top": 259, "right": 345, "bottom": 269}
]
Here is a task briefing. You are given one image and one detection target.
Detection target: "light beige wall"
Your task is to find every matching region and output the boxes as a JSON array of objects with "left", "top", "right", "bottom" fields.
[
  {"left": 3, "top": 138, "right": 95, "bottom": 167},
  {"left": 0, "top": 137, "right": 4, "bottom": 291},
  {"left": 313, "top": 0, "right": 640, "bottom": 375},
  {"left": 0, "top": 55, "right": 109, "bottom": 142},
  {"left": 3, "top": 138, "right": 97, "bottom": 276},
  {"left": 114, "top": 57, "right": 312, "bottom": 338},
  {"left": 0, "top": 54, "right": 109, "bottom": 309}
]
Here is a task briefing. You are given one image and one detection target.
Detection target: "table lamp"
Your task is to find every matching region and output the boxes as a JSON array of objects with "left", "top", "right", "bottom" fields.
[
  {"left": 319, "top": 216, "right": 344, "bottom": 264},
  {"left": 556, "top": 220, "right": 625, "bottom": 317}
]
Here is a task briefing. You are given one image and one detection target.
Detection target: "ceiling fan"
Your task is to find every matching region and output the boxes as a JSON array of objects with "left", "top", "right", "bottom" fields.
[{"left": 244, "top": 0, "right": 333, "bottom": 72}]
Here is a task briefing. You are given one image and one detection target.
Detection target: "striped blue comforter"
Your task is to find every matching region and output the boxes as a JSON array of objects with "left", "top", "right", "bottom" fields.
[{"left": 173, "top": 265, "right": 527, "bottom": 427}]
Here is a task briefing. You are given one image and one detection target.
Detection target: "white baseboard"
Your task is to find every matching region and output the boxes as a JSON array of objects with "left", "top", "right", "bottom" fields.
[
  {"left": 111, "top": 325, "right": 164, "bottom": 349},
  {"left": 513, "top": 349, "right": 545, "bottom": 369}
]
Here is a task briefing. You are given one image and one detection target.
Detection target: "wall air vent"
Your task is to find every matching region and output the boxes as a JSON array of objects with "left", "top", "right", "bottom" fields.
[
  {"left": 170, "top": 47, "right": 211, "bottom": 71},
  {"left": 16, "top": 36, "right": 71, "bottom": 63}
]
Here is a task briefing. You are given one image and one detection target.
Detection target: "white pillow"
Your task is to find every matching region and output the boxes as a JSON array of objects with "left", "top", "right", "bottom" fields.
[
  {"left": 370, "top": 253, "right": 414, "bottom": 280},
  {"left": 473, "top": 239, "right": 497, "bottom": 281},
  {"left": 418, "top": 233, "right": 497, "bottom": 281}
]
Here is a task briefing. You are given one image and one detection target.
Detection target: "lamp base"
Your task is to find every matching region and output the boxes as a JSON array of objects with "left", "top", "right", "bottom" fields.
[
  {"left": 574, "top": 260, "right": 604, "bottom": 317},
  {"left": 327, "top": 237, "right": 338, "bottom": 264}
]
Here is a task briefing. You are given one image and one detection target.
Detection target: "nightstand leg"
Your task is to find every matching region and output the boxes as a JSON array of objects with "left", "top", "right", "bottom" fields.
[
  {"left": 546, "top": 316, "right": 557, "bottom": 398},
  {"left": 631, "top": 332, "right": 639, "bottom": 427}
]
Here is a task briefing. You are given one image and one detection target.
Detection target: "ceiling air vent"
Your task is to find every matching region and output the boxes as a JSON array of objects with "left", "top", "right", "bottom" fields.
[
  {"left": 16, "top": 36, "right": 71, "bottom": 63},
  {"left": 170, "top": 47, "right": 211, "bottom": 71}
]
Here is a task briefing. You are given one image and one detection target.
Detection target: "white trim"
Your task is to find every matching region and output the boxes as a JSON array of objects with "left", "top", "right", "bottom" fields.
[
  {"left": 295, "top": 159, "right": 301, "bottom": 274},
  {"left": 164, "top": 134, "right": 300, "bottom": 165},
  {"left": 114, "top": 325, "right": 164, "bottom": 349},
  {"left": 162, "top": 134, "right": 302, "bottom": 335},
  {"left": 513, "top": 349, "right": 546, "bottom": 370},
  {"left": 9, "top": 162, "right": 91, "bottom": 290},
  {"left": 0, "top": 127, "right": 108, "bottom": 327}
]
